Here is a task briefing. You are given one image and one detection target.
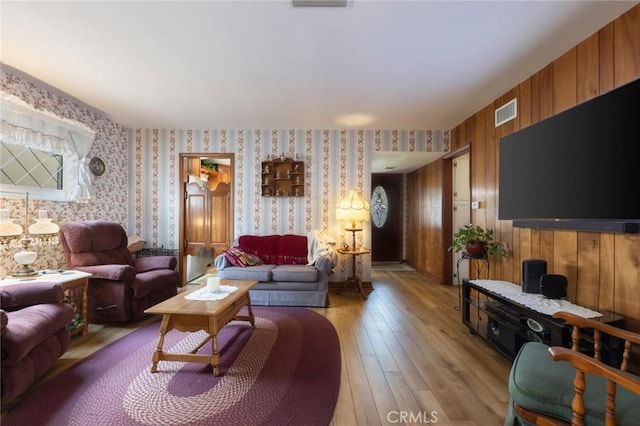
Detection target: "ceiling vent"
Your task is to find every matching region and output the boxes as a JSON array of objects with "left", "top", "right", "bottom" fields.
[
  {"left": 291, "top": 0, "right": 349, "bottom": 7},
  {"left": 495, "top": 98, "right": 517, "bottom": 127}
]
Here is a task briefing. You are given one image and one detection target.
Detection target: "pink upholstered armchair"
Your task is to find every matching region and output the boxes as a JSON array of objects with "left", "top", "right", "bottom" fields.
[{"left": 59, "top": 221, "right": 178, "bottom": 322}]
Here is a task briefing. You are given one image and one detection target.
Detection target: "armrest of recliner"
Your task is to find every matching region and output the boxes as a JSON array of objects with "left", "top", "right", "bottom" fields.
[
  {"left": 1, "top": 310, "right": 8, "bottom": 333},
  {"left": 73, "top": 264, "right": 136, "bottom": 281},
  {"left": 134, "top": 256, "right": 177, "bottom": 273},
  {"left": 0, "top": 282, "right": 65, "bottom": 311}
]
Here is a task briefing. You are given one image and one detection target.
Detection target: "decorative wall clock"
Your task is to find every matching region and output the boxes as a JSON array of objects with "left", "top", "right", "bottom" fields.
[
  {"left": 89, "top": 157, "right": 105, "bottom": 176},
  {"left": 371, "top": 185, "right": 388, "bottom": 228}
]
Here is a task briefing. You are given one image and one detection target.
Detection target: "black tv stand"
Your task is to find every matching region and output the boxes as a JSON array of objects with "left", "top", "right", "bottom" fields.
[{"left": 461, "top": 279, "right": 624, "bottom": 364}]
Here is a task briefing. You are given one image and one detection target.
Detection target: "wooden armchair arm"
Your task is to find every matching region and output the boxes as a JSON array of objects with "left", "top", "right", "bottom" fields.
[
  {"left": 549, "top": 347, "right": 640, "bottom": 394},
  {"left": 552, "top": 311, "right": 640, "bottom": 370},
  {"left": 548, "top": 346, "right": 640, "bottom": 425},
  {"left": 552, "top": 312, "right": 640, "bottom": 345}
]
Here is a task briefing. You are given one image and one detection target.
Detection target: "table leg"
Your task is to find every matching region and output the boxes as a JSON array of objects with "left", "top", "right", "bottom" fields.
[
  {"left": 209, "top": 316, "right": 220, "bottom": 376},
  {"left": 246, "top": 300, "right": 255, "bottom": 329},
  {"left": 151, "top": 314, "right": 170, "bottom": 373}
]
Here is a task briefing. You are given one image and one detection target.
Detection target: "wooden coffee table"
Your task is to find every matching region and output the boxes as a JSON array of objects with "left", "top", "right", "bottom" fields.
[{"left": 144, "top": 279, "right": 258, "bottom": 376}]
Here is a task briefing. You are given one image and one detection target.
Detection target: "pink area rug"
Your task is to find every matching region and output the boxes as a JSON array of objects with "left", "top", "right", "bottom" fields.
[{"left": 3, "top": 307, "right": 340, "bottom": 425}]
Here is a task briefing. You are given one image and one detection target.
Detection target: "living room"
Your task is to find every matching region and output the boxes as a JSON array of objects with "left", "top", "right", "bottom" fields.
[{"left": 2, "top": 1, "right": 640, "bottom": 424}]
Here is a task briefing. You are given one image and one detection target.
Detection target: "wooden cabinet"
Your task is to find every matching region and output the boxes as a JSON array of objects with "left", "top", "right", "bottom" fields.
[{"left": 261, "top": 159, "right": 304, "bottom": 197}]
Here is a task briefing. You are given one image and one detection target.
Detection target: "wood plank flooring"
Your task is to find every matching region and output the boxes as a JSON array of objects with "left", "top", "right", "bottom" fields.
[{"left": 3, "top": 270, "right": 512, "bottom": 425}]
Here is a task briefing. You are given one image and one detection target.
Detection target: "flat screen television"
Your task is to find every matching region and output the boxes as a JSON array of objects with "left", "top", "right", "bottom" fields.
[{"left": 498, "top": 78, "right": 640, "bottom": 233}]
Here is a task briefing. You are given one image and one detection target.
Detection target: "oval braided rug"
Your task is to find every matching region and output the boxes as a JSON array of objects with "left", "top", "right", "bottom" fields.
[{"left": 3, "top": 307, "right": 340, "bottom": 426}]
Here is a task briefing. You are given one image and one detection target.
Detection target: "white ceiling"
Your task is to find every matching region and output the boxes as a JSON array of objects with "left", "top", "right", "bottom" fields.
[{"left": 1, "top": 0, "right": 637, "bottom": 173}]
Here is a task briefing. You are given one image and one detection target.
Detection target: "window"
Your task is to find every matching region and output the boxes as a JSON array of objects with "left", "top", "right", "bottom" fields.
[
  {"left": 1, "top": 92, "right": 96, "bottom": 201},
  {"left": 1, "top": 142, "right": 63, "bottom": 190}
]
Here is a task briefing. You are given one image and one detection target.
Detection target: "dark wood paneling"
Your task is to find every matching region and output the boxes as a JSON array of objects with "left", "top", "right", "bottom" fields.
[
  {"left": 614, "top": 6, "right": 640, "bottom": 86},
  {"left": 599, "top": 22, "right": 615, "bottom": 93},
  {"left": 406, "top": 160, "right": 447, "bottom": 283},
  {"left": 576, "top": 232, "right": 601, "bottom": 309},
  {"left": 577, "top": 32, "right": 600, "bottom": 102},
  {"left": 439, "top": 5, "right": 640, "bottom": 331},
  {"left": 553, "top": 48, "right": 577, "bottom": 113}
]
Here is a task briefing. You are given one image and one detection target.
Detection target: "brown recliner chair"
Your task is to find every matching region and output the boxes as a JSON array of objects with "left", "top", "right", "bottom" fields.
[
  {"left": 59, "top": 221, "right": 178, "bottom": 322},
  {"left": 1, "top": 281, "right": 74, "bottom": 407}
]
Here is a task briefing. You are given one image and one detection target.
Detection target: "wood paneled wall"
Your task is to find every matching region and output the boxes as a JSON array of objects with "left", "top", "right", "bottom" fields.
[
  {"left": 408, "top": 5, "right": 640, "bottom": 330},
  {"left": 406, "top": 159, "right": 450, "bottom": 282}
]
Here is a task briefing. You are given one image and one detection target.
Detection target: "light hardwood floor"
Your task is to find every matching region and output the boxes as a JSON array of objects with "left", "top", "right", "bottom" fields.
[{"left": 4, "top": 270, "right": 512, "bottom": 425}]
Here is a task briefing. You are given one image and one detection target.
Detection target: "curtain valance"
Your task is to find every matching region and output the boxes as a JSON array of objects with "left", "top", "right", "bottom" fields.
[{"left": 0, "top": 91, "right": 97, "bottom": 202}]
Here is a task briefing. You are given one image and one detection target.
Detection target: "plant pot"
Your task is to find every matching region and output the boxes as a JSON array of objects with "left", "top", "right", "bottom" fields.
[{"left": 465, "top": 241, "right": 487, "bottom": 256}]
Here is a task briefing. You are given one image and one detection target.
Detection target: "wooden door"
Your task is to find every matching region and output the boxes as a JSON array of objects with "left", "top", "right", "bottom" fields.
[
  {"left": 452, "top": 153, "right": 471, "bottom": 284},
  {"left": 179, "top": 154, "right": 234, "bottom": 285},
  {"left": 371, "top": 173, "right": 403, "bottom": 262},
  {"left": 209, "top": 182, "right": 231, "bottom": 256}
]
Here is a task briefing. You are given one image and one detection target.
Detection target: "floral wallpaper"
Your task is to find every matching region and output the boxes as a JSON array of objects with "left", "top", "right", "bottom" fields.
[
  {"left": 0, "top": 67, "right": 129, "bottom": 276},
  {"left": 129, "top": 128, "right": 450, "bottom": 282},
  {"left": 1, "top": 66, "right": 450, "bottom": 283}
]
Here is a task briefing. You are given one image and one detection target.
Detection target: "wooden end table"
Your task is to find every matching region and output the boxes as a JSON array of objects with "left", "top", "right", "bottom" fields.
[
  {"left": 144, "top": 279, "right": 258, "bottom": 376},
  {"left": 336, "top": 247, "right": 371, "bottom": 299},
  {"left": 0, "top": 270, "right": 91, "bottom": 336}
]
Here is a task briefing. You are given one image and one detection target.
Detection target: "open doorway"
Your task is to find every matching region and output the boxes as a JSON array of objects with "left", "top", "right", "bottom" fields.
[{"left": 178, "top": 153, "right": 234, "bottom": 285}]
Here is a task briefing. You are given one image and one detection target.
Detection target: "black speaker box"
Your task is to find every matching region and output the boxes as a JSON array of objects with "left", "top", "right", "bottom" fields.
[
  {"left": 539, "top": 274, "right": 568, "bottom": 299},
  {"left": 522, "top": 259, "right": 547, "bottom": 293}
]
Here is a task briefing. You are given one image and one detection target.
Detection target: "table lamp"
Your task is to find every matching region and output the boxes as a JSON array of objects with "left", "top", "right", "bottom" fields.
[
  {"left": 336, "top": 189, "right": 370, "bottom": 250},
  {"left": 0, "top": 193, "right": 60, "bottom": 277}
]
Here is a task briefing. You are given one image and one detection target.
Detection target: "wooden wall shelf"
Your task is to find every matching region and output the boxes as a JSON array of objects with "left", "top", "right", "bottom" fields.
[{"left": 261, "top": 159, "right": 304, "bottom": 197}]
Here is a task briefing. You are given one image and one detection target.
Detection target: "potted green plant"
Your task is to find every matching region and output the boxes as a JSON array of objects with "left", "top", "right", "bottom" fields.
[{"left": 450, "top": 224, "right": 507, "bottom": 258}]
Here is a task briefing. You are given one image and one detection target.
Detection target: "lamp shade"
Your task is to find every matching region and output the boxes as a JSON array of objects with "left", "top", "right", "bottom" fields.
[
  {"left": 0, "top": 209, "right": 23, "bottom": 237},
  {"left": 336, "top": 189, "right": 370, "bottom": 228},
  {"left": 28, "top": 210, "right": 59, "bottom": 235}
]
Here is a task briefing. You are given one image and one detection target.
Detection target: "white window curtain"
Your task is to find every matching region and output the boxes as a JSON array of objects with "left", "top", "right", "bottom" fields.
[{"left": 0, "top": 92, "right": 96, "bottom": 202}]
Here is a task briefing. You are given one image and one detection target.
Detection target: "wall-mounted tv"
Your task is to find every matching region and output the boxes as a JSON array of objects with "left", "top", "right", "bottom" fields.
[{"left": 498, "top": 78, "right": 640, "bottom": 233}]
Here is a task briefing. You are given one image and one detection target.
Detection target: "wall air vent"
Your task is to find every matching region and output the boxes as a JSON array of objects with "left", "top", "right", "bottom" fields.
[
  {"left": 495, "top": 98, "right": 517, "bottom": 127},
  {"left": 291, "top": 0, "right": 349, "bottom": 7}
]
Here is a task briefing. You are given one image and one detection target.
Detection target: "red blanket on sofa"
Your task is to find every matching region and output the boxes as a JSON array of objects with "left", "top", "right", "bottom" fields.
[{"left": 238, "top": 235, "right": 308, "bottom": 265}]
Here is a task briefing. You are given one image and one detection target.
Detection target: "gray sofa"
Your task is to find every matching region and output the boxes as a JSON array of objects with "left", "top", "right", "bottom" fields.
[{"left": 213, "top": 234, "right": 335, "bottom": 307}]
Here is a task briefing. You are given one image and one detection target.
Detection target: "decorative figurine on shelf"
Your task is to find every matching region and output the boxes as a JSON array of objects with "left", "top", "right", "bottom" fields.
[
  {"left": 276, "top": 170, "right": 280, "bottom": 179},
  {"left": 264, "top": 165, "right": 270, "bottom": 173},
  {"left": 280, "top": 152, "right": 285, "bottom": 161},
  {"left": 264, "top": 177, "right": 269, "bottom": 184},
  {"left": 295, "top": 187, "right": 300, "bottom": 196},
  {"left": 295, "top": 176, "right": 300, "bottom": 185},
  {"left": 293, "top": 163, "right": 299, "bottom": 172},
  {"left": 287, "top": 170, "right": 291, "bottom": 179}
]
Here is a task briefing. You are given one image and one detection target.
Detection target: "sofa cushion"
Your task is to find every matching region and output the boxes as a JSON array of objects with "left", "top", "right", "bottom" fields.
[
  {"left": 271, "top": 265, "right": 319, "bottom": 282},
  {"left": 217, "top": 264, "right": 275, "bottom": 282},
  {"left": 509, "top": 342, "right": 640, "bottom": 426}
]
